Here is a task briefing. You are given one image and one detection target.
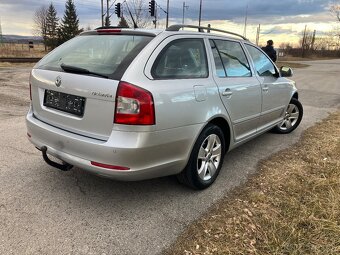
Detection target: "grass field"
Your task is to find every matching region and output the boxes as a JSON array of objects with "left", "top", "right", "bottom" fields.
[
  {"left": 0, "top": 43, "right": 46, "bottom": 58},
  {"left": 166, "top": 111, "right": 340, "bottom": 255}
]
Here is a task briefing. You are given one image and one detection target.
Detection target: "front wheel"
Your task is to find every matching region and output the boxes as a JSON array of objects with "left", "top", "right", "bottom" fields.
[
  {"left": 273, "top": 98, "right": 303, "bottom": 134},
  {"left": 177, "top": 124, "right": 226, "bottom": 190}
]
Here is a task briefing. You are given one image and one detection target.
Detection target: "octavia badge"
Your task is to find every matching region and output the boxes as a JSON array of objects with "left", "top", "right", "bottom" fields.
[{"left": 55, "top": 76, "right": 62, "bottom": 87}]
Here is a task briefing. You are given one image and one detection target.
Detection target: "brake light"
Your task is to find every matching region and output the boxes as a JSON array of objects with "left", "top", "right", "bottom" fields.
[
  {"left": 114, "top": 81, "right": 155, "bottom": 125},
  {"left": 97, "top": 29, "right": 121, "bottom": 33},
  {"left": 29, "top": 83, "right": 32, "bottom": 100}
]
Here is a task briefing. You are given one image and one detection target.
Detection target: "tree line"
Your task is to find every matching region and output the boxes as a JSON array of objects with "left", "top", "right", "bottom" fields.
[{"left": 34, "top": 0, "right": 82, "bottom": 51}]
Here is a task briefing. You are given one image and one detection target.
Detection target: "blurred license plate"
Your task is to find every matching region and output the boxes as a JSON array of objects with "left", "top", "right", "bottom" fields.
[{"left": 43, "top": 90, "right": 86, "bottom": 116}]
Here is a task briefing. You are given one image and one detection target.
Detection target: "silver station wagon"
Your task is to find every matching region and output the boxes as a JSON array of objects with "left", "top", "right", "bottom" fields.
[{"left": 26, "top": 25, "right": 303, "bottom": 189}]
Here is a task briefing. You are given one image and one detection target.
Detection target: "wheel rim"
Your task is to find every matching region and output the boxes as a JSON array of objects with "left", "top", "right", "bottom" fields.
[
  {"left": 279, "top": 103, "right": 299, "bottom": 131},
  {"left": 197, "top": 134, "right": 222, "bottom": 181}
]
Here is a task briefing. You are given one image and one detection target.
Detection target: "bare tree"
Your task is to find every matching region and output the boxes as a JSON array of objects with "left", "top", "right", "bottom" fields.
[
  {"left": 300, "top": 29, "right": 315, "bottom": 50},
  {"left": 124, "top": 0, "right": 152, "bottom": 28},
  {"left": 313, "top": 35, "right": 332, "bottom": 51},
  {"left": 33, "top": 6, "right": 48, "bottom": 51},
  {"left": 330, "top": 4, "right": 340, "bottom": 22}
]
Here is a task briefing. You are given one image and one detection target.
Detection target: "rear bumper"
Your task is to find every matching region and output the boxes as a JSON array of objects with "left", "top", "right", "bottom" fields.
[{"left": 26, "top": 107, "right": 201, "bottom": 181}]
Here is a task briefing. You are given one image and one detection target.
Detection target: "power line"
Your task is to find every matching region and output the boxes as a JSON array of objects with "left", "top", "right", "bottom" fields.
[{"left": 0, "top": 17, "right": 3, "bottom": 46}]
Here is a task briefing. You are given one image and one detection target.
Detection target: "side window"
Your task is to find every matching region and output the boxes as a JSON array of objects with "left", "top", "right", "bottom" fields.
[
  {"left": 212, "top": 39, "right": 251, "bottom": 77},
  {"left": 245, "top": 44, "right": 276, "bottom": 77},
  {"left": 152, "top": 39, "right": 208, "bottom": 79}
]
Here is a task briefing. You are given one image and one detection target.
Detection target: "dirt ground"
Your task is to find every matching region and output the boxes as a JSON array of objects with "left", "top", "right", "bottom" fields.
[
  {"left": 0, "top": 65, "right": 32, "bottom": 119},
  {"left": 0, "top": 60, "right": 339, "bottom": 255}
]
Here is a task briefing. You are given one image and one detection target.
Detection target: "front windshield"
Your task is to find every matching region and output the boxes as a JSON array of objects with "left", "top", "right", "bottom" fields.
[{"left": 37, "top": 34, "right": 153, "bottom": 79}]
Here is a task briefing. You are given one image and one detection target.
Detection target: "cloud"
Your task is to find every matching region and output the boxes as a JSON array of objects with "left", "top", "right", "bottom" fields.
[
  {"left": 0, "top": 0, "right": 338, "bottom": 38},
  {"left": 167, "top": 0, "right": 334, "bottom": 21}
]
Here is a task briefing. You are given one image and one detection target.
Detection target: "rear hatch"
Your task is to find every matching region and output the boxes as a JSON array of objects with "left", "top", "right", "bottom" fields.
[{"left": 31, "top": 32, "right": 154, "bottom": 141}]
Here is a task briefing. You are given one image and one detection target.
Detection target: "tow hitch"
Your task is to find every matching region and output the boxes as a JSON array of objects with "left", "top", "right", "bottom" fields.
[{"left": 40, "top": 146, "right": 73, "bottom": 171}]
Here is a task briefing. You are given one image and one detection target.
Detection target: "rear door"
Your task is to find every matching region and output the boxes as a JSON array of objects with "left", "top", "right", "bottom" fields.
[
  {"left": 31, "top": 33, "right": 153, "bottom": 140},
  {"left": 209, "top": 39, "right": 262, "bottom": 142}
]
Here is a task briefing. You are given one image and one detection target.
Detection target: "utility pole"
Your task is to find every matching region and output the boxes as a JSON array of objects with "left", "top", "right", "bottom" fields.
[
  {"left": 198, "top": 0, "right": 202, "bottom": 26},
  {"left": 101, "top": 0, "right": 104, "bottom": 27},
  {"left": 302, "top": 24, "right": 307, "bottom": 58},
  {"left": 166, "top": 0, "right": 169, "bottom": 28},
  {"left": 256, "top": 24, "right": 261, "bottom": 45},
  {"left": 182, "top": 2, "right": 189, "bottom": 25},
  {"left": 243, "top": 4, "right": 248, "bottom": 37},
  {"left": 0, "top": 17, "right": 3, "bottom": 46},
  {"left": 154, "top": 4, "right": 157, "bottom": 28},
  {"left": 311, "top": 29, "right": 316, "bottom": 51},
  {"left": 105, "top": 0, "right": 110, "bottom": 27}
]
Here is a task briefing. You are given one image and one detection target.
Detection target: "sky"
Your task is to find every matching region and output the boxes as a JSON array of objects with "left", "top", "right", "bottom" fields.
[{"left": 0, "top": 0, "right": 339, "bottom": 46}]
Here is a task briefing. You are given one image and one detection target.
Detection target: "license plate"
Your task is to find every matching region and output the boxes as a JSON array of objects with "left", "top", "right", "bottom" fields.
[{"left": 43, "top": 90, "right": 86, "bottom": 116}]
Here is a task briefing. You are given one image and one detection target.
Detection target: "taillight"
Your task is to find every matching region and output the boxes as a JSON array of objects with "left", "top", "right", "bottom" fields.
[
  {"left": 114, "top": 81, "right": 155, "bottom": 125},
  {"left": 29, "top": 83, "right": 32, "bottom": 101}
]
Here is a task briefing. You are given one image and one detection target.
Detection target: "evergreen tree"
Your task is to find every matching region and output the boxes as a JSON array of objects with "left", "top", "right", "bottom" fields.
[
  {"left": 46, "top": 3, "right": 59, "bottom": 49},
  {"left": 59, "top": 0, "right": 82, "bottom": 44},
  {"left": 118, "top": 17, "right": 129, "bottom": 28}
]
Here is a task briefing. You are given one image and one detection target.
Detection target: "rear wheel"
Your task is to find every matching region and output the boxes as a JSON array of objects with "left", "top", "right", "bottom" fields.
[
  {"left": 273, "top": 98, "right": 303, "bottom": 134},
  {"left": 177, "top": 124, "right": 225, "bottom": 190}
]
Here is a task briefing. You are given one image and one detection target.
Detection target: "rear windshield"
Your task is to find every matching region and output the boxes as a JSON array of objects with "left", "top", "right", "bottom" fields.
[{"left": 36, "top": 34, "right": 153, "bottom": 79}]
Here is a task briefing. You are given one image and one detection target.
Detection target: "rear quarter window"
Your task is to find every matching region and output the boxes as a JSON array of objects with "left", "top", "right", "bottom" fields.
[{"left": 151, "top": 39, "right": 208, "bottom": 79}]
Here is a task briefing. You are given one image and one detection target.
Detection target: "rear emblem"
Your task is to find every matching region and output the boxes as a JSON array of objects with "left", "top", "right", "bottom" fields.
[{"left": 55, "top": 76, "right": 62, "bottom": 87}]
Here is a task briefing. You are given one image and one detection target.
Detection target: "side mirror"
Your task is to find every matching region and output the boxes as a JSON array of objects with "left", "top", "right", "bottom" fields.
[{"left": 280, "top": 66, "right": 293, "bottom": 77}]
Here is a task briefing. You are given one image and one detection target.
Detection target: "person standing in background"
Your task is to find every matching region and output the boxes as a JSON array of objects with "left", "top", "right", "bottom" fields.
[{"left": 262, "top": 40, "right": 277, "bottom": 62}]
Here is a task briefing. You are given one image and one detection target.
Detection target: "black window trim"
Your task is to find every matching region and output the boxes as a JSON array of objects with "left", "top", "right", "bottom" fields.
[
  {"left": 151, "top": 38, "right": 209, "bottom": 80},
  {"left": 209, "top": 39, "right": 227, "bottom": 78}
]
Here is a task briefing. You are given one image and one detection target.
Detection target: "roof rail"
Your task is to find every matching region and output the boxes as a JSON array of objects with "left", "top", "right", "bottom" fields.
[{"left": 166, "top": 24, "right": 248, "bottom": 40}]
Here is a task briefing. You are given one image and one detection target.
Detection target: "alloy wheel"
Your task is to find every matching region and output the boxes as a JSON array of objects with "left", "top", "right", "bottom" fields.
[
  {"left": 197, "top": 134, "right": 222, "bottom": 181},
  {"left": 279, "top": 103, "right": 300, "bottom": 131}
]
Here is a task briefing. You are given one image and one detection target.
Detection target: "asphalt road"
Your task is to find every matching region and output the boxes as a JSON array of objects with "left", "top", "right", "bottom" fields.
[{"left": 0, "top": 59, "right": 339, "bottom": 255}]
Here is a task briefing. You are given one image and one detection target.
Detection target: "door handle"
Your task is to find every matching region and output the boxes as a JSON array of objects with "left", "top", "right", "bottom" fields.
[
  {"left": 262, "top": 85, "right": 269, "bottom": 92},
  {"left": 222, "top": 88, "right": 233, "bottom": 97}
]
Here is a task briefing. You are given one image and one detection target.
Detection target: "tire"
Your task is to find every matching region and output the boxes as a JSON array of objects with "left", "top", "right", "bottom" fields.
[
  {"left": 177, "top": 124, "right": 226, "bottom": 190},
  {"left": 273, "top": 98, "right": 303, "bottom": 134}
]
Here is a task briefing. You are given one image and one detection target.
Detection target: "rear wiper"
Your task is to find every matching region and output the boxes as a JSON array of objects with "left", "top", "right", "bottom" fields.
[{"left": 60, "top": 63, "right": 109, "bottom": 78}]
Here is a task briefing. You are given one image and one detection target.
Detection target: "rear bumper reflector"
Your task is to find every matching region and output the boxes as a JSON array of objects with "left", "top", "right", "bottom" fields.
[{"left": 91, "top": 161, "right": 130, "bottom": 170}]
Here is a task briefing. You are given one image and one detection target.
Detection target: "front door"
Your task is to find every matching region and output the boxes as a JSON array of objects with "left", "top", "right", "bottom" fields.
[{"left": 244, "top": 44, "right": 291, "bottom": 131}]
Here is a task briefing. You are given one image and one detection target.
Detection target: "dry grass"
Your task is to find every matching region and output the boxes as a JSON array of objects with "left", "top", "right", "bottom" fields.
[
  {"left": 279, "top": 56, "right": 337, "bottom": 61},
  {"left": 276, "top": 61, "right": 310, "bottom": 69},
  {"left": 0, "top": 43, "right": 46, "bottom": 58},
  {"left": 165, "top": 111, "right": 340, "bottom": 255},
  {"left": 0, "top": 62, "right": 35, "bottom": 68}
]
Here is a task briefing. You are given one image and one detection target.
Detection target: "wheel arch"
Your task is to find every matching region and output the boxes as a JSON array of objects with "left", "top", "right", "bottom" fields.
[
  {"left": 208, "top": 117, "right": 231, "bottom": 152},
  {"left": 292, "top": 92, "right": 299, "bottom": 100}
]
